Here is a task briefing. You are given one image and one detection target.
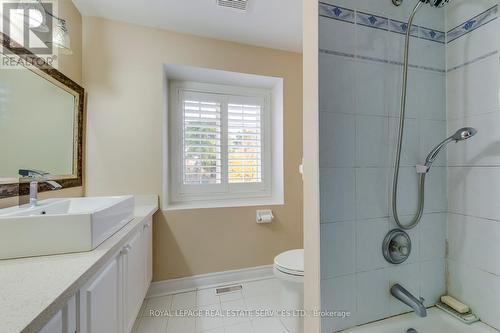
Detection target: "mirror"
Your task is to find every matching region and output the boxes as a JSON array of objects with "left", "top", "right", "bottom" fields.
[{"left": 0, "top": 34, "right": 84, "bottom": 198}]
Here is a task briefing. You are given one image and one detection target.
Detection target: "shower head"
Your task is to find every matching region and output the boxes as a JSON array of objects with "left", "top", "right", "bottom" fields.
[
  {"left": 450, "top": 127, "right": 477, "bottom": 142},
  {"left": 424, "top": 127, "right": 478, "bottom": 168},
  {"left": 421, "top": 0, "right": 452, "bottom": 8}
]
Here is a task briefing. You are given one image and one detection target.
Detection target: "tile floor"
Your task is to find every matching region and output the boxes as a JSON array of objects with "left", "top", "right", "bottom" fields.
[{"left": 133, "top": 278, "right": 289, "bottom": 333}]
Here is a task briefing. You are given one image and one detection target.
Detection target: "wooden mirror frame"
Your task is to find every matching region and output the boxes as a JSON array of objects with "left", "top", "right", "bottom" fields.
[{"left": 0, "top": 33, "right": 85, "bottom": 199}]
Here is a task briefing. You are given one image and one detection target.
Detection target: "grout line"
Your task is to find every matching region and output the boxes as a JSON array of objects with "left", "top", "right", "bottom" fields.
[
  {"left": 320, "top": 48, "right": 446, "bottom": 73},
  {"left": 448, "top": 211, "right": 500, "bottom": 224},
  {"left": 447, "top": 50, "right": 499, "bottom": 72}
]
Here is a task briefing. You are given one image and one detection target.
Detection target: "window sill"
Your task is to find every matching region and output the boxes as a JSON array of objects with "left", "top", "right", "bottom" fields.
[{"left": 163, "top": 197, "right": 284, "bottom": 211}]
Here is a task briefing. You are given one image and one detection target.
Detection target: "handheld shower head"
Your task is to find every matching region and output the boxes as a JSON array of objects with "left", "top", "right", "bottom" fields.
[
  {"left": 450, "top": 127, "right": 477, "bottom": 141},
  {"left": 425, "top": 127, "right": 477, "bottom": 168}
]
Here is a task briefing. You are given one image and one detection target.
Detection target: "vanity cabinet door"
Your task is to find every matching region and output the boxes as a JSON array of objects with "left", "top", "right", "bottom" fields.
[
  {"left": 144, "top": 217, "right": 153, "bottom": 291},
  {"left": 123, "top": 230, "right": 146, "bottom": 333},
  {"left": 62, "top": 295, "right": 77, "bottom": 333},
  {"left": 38, "top": 296, "right": 77, "bottom": 333},
  {"left": 80, "top": 254, "right": 122, "bottom": 333}
]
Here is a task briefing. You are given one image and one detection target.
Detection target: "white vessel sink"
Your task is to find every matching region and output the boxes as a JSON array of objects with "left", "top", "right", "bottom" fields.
[{"left": 0, "top": 196, "right": 135, "bottom": 259}]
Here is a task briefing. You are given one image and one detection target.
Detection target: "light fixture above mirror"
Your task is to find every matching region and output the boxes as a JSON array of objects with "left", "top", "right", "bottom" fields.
[{"left": 15, "top": 0, "right": 72, "bottom": 54}]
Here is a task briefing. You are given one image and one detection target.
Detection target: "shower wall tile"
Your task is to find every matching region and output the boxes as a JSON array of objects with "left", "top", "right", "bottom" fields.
[
  {"left": 356, "top": 24, "right": 388, "bottom": 61},
  {"left": 447, "top": 259, "right": 500, "bottom": 330},
  {"left": 320, "top": 222, "right": 356, "bottom": 279},
  {"left": 320, "top": 168, "right": 356, "bottom": 223},
  {"left": 448, "top": 213, "right": 500, "bottom": 277},
  {"left": 410, "top": 37, "right": 446, "bottom": 70},
  {"left": 387, "top": 67, "right": 421, "bottom": 119},
  {"left": 448, "top": 167, "right": 500, "bottom": 220},
  {"left": 447, "top": 55, "right": 500, "bottom": 120},
  {"left": 423, "top": 166, "right": 447, "bottom": 213},
  {"left": 321, "top": 274, "right": 357, "bottom": 332},
  {"left": 355, "top": 115, "right": 389, "bottom": 167},
  {"left": 387, "top": 31, "right": 417, "bottom": 64},
  {"left": 355, "top": 219, "right": 389, "bottom": 272},
  {"left": 319, "top": 16, "right": 356, "bottom": 54},
  {"left": 413, "top": 70, "right": 446, "bottom": 121},
  {"left": 319, "top": 54, "right": 356, "bottom": 114},
  {"left": 389, "top": 117, "right": 419, "bottom": 167},
  {"left": 419, "top": 213, "right": 447, "bottom": 261},
  {"left": 356, "top": 269, "right": 390, "bottom": 324},
  {"left": 355, "top": 168, "right": 389, "bottom": 220},
  {"left": 319, "top": 112, "right": 356, "bottom": 168},
  {"left": 355, "top": 62, "right": 388, "bottom": 117},
  {"left": 419, "top": 259, "right": 446, "bottom": 307}
]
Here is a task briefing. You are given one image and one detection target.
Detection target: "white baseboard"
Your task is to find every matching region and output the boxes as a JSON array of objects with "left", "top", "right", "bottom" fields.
[{"left": 147, "top": 265, "right": 274, "bottom": 298}]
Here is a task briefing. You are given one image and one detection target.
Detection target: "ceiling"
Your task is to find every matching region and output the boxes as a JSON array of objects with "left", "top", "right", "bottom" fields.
[{"left": 72, "top": 0, "right": 302, "bottom": 52}]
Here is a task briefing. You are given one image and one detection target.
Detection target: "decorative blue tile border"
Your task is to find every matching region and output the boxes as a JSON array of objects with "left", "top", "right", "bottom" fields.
[
  {"left": 318, "top": 2, "right": 498, "bottom": 73},
  {"left": 319, "top": 3, "right": 354, "bottom": 24},
  {"left": 420, "top": 27, "right": 445, "bottom": 43},
  {"left": 319, "top": 2, "right": 445, "bottom": 44},
  {"left": 389, "top": 19, "right": 418, "bottom": 37},
  {"left": 447, "top": 5, "right": 498, "bottom": 43},
  {"left": 356, "top": 11, "right": 388, "bottom": 31}
]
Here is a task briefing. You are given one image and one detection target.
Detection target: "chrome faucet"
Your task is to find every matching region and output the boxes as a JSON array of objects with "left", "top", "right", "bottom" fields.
[
  {"left": 390, "top": 284, "right": 427, "bottom": 317},
  {"left": 19, "top": 169, "right": 62, "bottom": 207}
]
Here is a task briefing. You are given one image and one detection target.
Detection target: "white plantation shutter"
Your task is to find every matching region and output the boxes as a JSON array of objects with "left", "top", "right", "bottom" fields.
[
  {"left": 182, "top": 98, "right": 222, "bottom": 185},
  {"left": 171, "top": 82, "right": 272, "bottom": 204},
  {"left": 227, "top": 103, "right": 262, "bottom": 184}
]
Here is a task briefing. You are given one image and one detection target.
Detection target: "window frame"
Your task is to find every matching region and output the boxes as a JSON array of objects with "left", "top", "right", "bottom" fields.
[{"left": 169, "top": 81, "right": 273, "bottom": 205}]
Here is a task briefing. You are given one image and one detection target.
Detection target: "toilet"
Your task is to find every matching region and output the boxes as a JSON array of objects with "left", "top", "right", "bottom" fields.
[{"left": 273, "top": 249, "right": 304, "bottom": 333}]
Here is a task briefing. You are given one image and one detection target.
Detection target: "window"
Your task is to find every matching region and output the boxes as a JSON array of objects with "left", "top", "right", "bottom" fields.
[{"left": 168, "top": 81, "right": 279, "bottom": 208}]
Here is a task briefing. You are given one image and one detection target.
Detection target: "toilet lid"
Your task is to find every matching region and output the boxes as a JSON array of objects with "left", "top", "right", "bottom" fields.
[{"left": 274, "top": 249, "right": 304, "bottom": 276}]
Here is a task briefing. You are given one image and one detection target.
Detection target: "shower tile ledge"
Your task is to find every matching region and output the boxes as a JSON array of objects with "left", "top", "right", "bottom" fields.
[{"left": 340, "top": 307, "right": 499, "bottom": 333}]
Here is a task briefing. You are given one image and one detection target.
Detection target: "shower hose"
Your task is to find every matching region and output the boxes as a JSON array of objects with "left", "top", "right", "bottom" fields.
[{"left": 392, "top": 1, "right": 426, "bottom": 230}]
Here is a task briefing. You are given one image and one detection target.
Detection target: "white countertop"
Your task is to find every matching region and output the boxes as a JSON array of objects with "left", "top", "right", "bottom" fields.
[{"left": 0, "top": 195, "right": 159, "bottom": 333}]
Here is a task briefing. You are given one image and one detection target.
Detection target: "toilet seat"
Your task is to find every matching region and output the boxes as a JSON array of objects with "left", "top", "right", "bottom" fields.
[{"left": 274, "top": 249, "right": 304, "bottom": 277}]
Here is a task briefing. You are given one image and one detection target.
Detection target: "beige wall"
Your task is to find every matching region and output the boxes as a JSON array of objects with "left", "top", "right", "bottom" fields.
[
  {"left": 82, "top": 17, "right": 303, "bottom": 281},
  {"left": 0, "top": 0, "right": 83, "bottom": 209}
]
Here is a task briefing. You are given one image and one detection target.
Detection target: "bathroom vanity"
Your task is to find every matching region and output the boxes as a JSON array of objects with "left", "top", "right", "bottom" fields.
[{"left": 0, "top": 196, "right": 158, "bottom": 333}]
